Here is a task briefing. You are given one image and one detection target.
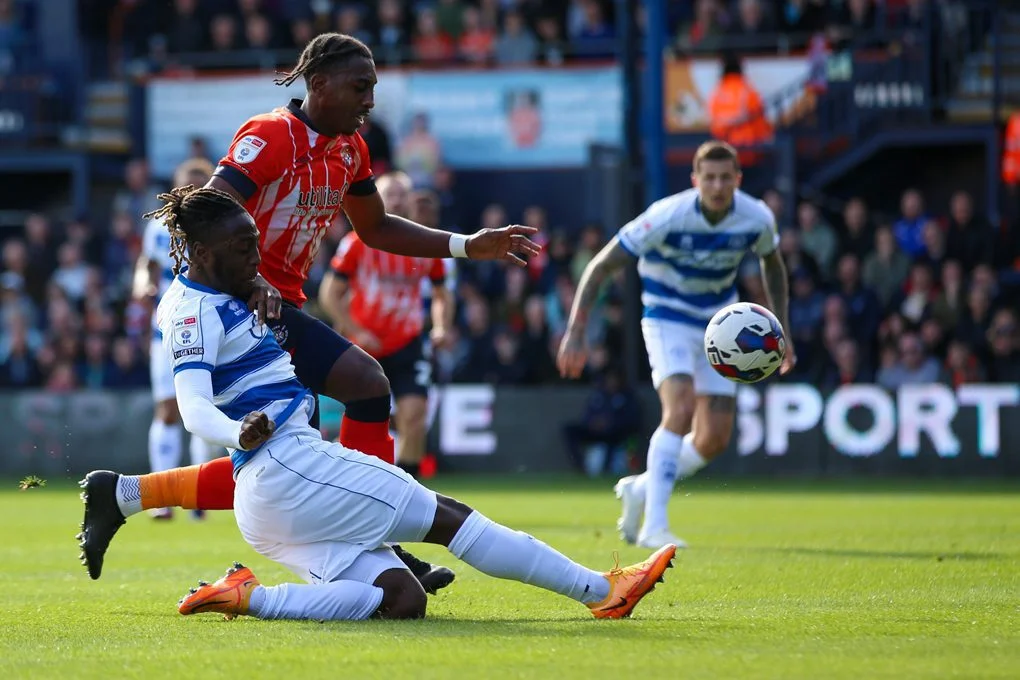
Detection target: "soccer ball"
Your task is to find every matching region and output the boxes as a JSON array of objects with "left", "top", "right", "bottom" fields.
[{"left": 704, "top": 302, "right": 786, "bottom": 383}]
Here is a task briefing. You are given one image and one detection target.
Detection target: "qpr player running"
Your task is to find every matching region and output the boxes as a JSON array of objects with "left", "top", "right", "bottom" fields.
[
  {"left": 78, "top": 32, "right": 540, "bottom": 592},
  {"left": 140, "top": 185, "right": 675, "bottom": 621},
  {"left": 557, "top": 141, "right": 797, "bottom": 549}
]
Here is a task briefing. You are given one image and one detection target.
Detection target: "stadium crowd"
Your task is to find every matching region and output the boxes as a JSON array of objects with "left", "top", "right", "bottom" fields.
[{"left": 1, "top": 0, "right": 1016, "bottom": 391}]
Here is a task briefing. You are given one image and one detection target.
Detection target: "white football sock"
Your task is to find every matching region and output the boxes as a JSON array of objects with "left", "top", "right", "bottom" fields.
[
  {"left": 115, "top": 475, "right": 143, "bottom": 517},
  {"left": 247, "top": 581, "right": 383, "bottom": 621},
  {"left": 676, "top": 432, "right": 708, "bottom": 478},
  {"left": 447, "top": 511, "right": 610, "bottom": 605},
  {"left": 189, "top": 435, "right": 221, "bottom": 466},
  {"left": 148, "top": 420, "right": 182, "bottom": 474},
  {"left": 641, "top": 426, "right": 684, "bottom": 536},
  {"left": 642, "top": 430, "right": 708, "bottom": 537}
]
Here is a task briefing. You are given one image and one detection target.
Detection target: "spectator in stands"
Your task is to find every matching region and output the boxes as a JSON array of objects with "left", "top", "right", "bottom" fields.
[
  {"left": 104, "top": 212, "right": 141, "bottom": 289},
  {"left": 336, "top": 5, "right": 373, "bottom": 47},
  {"left": 678, "top": 0, "right": 726, "bottom": 53},
  {"left": 787, "top": 266, "right": 825, "bottom": 378},
  {"left": 374, "top": 0, "right": 408, "bottom": 66},
  {"left": 208, "top": 14, "right": 241, "bottom": 52},
  {"left": 397, "top": 113, "right": 443, "bottom": 189},
  {"left": 0, "top": 311, "right": 42, "bottom": 389},
  {"left": 572, "top": 0, "right": 615, "bottom": 59},
  {"left": 944, "top": 190, "right": 995, "bottom": 273},
  {"left": 985, "top": 307, "right": 1020, "bottom": 383},
  {"left": 954, "top": 284, "right": 994, "bottom": 354},
  {"left": 290, "top": 17, "right": 315, "bottom": 51},
  {"left": 107, "top": 336, "right": 149, "bottom": 388},
  {"left": 562, "top": 367, "right": 641, "bottom": 476},
  {"left": 165, "top": 0, "right": 207, "bottom": 55},
  {"left": 827, "top": 0, "right": 877, "bottom": 47},
  {"left": 494, "top": 9, "right": 538, "bottom": 65},
  {"left": 944, "top": 337, "right": 985, "bottom": 387},
  {"left": 77, "top": 333, "right": 114, "bottom": 389},
  {"left": 929, "top": 259, "right": 966, "bottom": 332},
  {"left": 435, "top": 0, "right": 466, "bottom": 40},
  {"left": 535, "top": 13, "right": 567, "bottom": 66},
  {"left": 243, "top": 13, "right": 275, "bottom": 51},
  {"left": 432, "top": 164, "right": 461, "bottom": 230},
  {"left": 413, "top": 7, "right": 455, "bottom": 63},
  {"left": 893, "top": 261, "right": 937, "bottom": 325},
  {"left": 1, "top": 242, "right": 36, "bottom": 323},
  {"left": 730, "top": 0, "right": 775, "bottom": 42},
  {"left": 52, "top": 243, "right": 91, "bottom": 304},
  {"left": 862, "top": 225, "right": 911, "bottom": 310},
  {"left": 893, "top": 188, "right": 928, "bottom": 258},
  {"left": 359, "top": 117, "right": 394, "bottom": 176},
  {"left": 821, "top": 337, "right": 872, "bottom": 388},
  {"left": 835, "top": 252, "right": 882, "bottom": 357},
  {"left": 453, "top": 297, "right": 497, "bottom": 383},
  {"left": 571, "top": 224, "right": 605, "bottom": 284},
  {"left": 46, "top": 361, "right": 78, "bottom": 392},
  {"left": 520, "top": 294, "right": 559, "bottom": 384},
  {"left": 23, "top": 213, "right": 55, "bottom": 303},
  {"left": 838, "top": 197, "right": 873, "bottom": 261},
  {"left": 796, "top": 201, "right": 838, "bottom": 275},
  {"left": 919, "top": 220, "right": 948, "bottom": 270},
  {"left": 458, "top": 5, "right": 495, "bottom": 64},
  {"left": 113, "top": 159, "right": 162, "bottom": 233},
  {"left": 491, "top": 327, "right": 528, "bottom": 384},
  {"left": 778, "top": 227, "right": 820, "bottom": 284},
  {"left": 876, "top": 331, "right": 944, "bottom": 390}
]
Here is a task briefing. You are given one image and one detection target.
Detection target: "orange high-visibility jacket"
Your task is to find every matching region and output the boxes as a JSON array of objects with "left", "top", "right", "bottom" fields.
[
  {"left": 708, "top": 74, "right": 774, "bottom": 147},
  {"left": 1002, "top": 112, "right": 1020, "bottom": 185}
]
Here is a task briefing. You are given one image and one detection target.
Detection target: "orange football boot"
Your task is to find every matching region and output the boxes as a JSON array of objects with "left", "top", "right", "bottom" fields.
[
  {"left": 587, "top": 544, "right": 676, "bottom": 619},
  {"left": 177, "top": 562, "right": 260, "bottom": 620}
]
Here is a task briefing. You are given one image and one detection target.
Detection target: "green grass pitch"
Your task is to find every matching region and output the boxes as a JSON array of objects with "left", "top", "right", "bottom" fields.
[{"left": 2, "top": 475, "right": 1019, "bottom": 679}]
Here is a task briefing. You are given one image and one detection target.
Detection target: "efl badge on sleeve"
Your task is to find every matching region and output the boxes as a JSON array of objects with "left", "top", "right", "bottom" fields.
[
  {"left": 233, "top": 135, "right": 267, "bottom": 165},
  {"left": 172, "top": 316, "right": 204, "bottom": 359}
]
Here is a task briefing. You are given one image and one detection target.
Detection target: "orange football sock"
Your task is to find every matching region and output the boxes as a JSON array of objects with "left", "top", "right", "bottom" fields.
[
  {"left": 340, "top": 418, "right": 395, "bottom": 464},
  {"left": 139, "top": 465, "right": 201, "bottom": 511},
  {"left": 138, "top": 457, "right": 236, "bottom": 511}
]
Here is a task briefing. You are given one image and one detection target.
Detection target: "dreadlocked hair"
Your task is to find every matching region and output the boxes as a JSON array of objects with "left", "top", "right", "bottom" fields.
[
  {"left": 274, "top": 32, "right": 372, "bottom": 87},
  {"left": 142, "top": 185, "right": 246, "bottom": 275}
]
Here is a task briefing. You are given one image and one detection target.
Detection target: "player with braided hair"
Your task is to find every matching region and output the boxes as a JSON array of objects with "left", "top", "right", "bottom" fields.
[
  {"left": 89, "top": 183, "right": 676, "bottom": 621},
  {"left": 79, "top": 33, "right": 540, "bottom": 591}
]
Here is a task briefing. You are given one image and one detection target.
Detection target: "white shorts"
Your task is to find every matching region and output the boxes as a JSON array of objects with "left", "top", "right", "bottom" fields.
[
  {"left": 150, "top": 337, "right": 175, "bottom": 402},
  {"left": 641, "top": 317, "right": 736, "bottom": 396},
  {"left": 233, "top": 421, "right": 438, "bottom": 585}
]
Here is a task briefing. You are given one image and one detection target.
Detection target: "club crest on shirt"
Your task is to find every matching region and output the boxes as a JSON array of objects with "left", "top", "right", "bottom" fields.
[
  {"left": 339, "top": 144, "right": 354, "bottom": 168},
  {"left": 233, "top": 135, "right": 267, "bottom": 164},
  {"left": 271, "top": 323, "right": 288, "bottom": 347}
]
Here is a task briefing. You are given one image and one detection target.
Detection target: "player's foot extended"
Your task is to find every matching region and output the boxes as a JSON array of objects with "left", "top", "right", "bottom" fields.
[
  {"left": 614, "top": 475, "right": 645, "bottom": 545},
  {"left": 637, "top": 529, "right": 688, "bottom": 550},
  {"left": 178, "top": 562, "right": 260, "bottom": 620},
  {"left": 391, "top": 544, "right": 456, "bottom": 595},
  {"left": 588, "top": 544, "right": 677, "bottom": 619},
  {"left": 77, "top": 470, "right": 126, "bottom": 580},
  {"left": 150, "top": 508, "right": 173, "bottom": 521}
]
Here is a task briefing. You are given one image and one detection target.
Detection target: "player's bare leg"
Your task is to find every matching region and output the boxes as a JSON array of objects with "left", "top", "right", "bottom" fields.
[{"left": 394, "top": 394, "right": 428, "bottom": 478}]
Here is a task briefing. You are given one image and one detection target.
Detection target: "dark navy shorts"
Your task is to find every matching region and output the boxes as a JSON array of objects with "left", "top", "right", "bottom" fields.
[
  {"left": 268, "top": 302, "right": 353, "bottom": 396},
  {"left": 378, "top": 335, "right": 431, "bottom": 399}
]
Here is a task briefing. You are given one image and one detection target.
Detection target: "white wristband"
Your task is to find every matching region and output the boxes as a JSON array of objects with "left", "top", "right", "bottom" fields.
[{"left": 449, "top": 233, "right": 469, "bottom": 259}]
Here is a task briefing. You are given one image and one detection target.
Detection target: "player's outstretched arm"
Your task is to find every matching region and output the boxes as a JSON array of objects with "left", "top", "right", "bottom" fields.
[
  {"left": 173, "top": 368, "right": 249, "bottom": 450},
  {"left": 344, "top": 191, "right": 541, "bottom": 265},
  {"left": 557, "top": 237, "right": 634, "bottom": 379},
  {"left": 759, "top": 249, "right": 797, "bottom": 374}
]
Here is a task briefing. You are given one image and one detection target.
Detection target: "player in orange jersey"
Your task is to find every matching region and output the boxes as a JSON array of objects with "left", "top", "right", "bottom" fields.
[
  {"left": 319, "top": 172, "right": 453, "bottom": 479},
  {"left": 78, "top": 33, "right": 540, "bottom": 591}
]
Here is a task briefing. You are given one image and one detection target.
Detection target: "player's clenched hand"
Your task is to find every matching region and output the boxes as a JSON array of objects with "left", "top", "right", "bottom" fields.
[
  {"left": 556, "top": 328, "right": 588, "bottom": 379},
  {"left": 239, "top": 411, "right": 276, "bottom": 451},
  {"left": 430, "top": 326, "right": 455, "bottom": 350},
  {"left": 247, "top": 275, "right": 282, "bottom": 325},
  {"left": 466, "top": 225, "right": 542, "bottom": 267}
]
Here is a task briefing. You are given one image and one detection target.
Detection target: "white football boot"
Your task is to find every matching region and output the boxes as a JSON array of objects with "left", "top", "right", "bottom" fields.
[{"left": 614, "top": 475, "right": 645, "bottom": 544}]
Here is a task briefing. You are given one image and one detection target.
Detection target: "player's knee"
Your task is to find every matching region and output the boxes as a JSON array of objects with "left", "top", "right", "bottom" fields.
[
  {"left": 694, "top": 428, "right": 731, "bottom": 459},
  {"left": 378, "top": 582, "right": 427, "bottom": 620},
  {"left": 155, "top": 399, "right": 180, "bottom": 424},
  {"left": 660, "top": 407, "right": 693, "bottom": 434},
  {"left": 327, "top": 349, "right": 391, "bottom": 403}
]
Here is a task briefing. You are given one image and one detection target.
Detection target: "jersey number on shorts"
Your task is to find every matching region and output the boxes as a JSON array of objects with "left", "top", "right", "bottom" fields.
[{"left": 414, "top": 360, "right": 432, "bottom": 388}]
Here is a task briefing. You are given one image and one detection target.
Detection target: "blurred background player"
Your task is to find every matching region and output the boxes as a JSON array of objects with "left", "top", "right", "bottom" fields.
[
  {"left": 319, "top": 172, "right": 454, "bottom": 479},
  {"left": 132, "top": 158, "right": 221, "bottom": 521},
  {"left": 558, "top": 141, "right": 796, "bottom": 549}
]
